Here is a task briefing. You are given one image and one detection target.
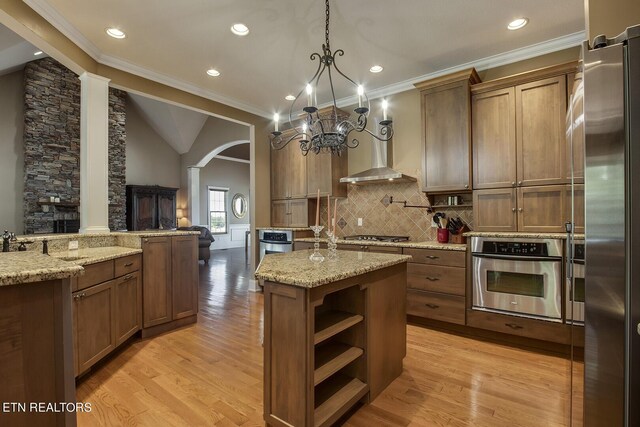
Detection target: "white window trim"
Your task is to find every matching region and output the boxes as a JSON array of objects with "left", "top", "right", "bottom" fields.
[{"left": 208, "top": 186, "right": 229, "bottom": 235}]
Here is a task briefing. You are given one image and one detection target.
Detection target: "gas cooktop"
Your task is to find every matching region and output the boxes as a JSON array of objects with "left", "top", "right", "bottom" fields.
[{"left": 343, "top": 235, "right": 410, "bottom": 242}]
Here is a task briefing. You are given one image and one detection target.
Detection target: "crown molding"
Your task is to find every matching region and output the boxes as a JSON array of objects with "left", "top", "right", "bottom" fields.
[
  {"left": 23, "top": 0, "right": 101, "bottom": 61},
  {"left": 334, "top": 30, "right": 586, "bottom": 108}
]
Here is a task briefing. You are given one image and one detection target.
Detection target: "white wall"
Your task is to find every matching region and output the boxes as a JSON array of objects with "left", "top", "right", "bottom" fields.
[
  {"left": 200, "top": 157, "right": 250, "bottom": 250},
  {"left": 125, "top": 97, "right": 181, "bottom": 187},
  {"left": 0, "top": 70, "right": 25, "bottom": 234}
]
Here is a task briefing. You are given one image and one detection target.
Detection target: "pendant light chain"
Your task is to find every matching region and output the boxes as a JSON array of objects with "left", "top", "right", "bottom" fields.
[{"left": 325, "top": 0, "right": 331, "bottom": 50}]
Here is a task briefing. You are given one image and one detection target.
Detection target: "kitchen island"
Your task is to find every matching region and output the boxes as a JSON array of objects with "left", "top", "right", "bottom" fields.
[
  {"left": 0, "top": 252, "right": 84, "bottom": 427},
  {"left": 255, "top": 249, "right": 410, "bottom": 427}
]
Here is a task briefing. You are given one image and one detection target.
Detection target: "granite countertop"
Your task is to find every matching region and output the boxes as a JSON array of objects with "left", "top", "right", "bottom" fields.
[
  {"left": 255, "top": 249, "right": 411, "bottom": 288},
  {"left": 0, "top": 252, "right": 84, "bottom": 286},
  {"left": 294, "top": 237, "right": 467, "bottom": 252},
  {"left": 12, "top": 230, "right": 201, "bottom": 242},
  {"left": 463, "top": 231, "right": 586, "bottom": 240},
  {"left": 49, "top": 246, "right": 143, "bottom": 266}
]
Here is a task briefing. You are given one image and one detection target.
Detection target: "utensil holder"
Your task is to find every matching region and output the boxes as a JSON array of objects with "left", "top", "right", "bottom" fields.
[{"left": 437, "top": 228, "right": 449, "bottom": 243}]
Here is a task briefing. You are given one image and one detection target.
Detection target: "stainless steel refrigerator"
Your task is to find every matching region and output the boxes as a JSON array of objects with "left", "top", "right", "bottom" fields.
[{"left": 583, "top": 24, "right": 640, "bottom": 427}]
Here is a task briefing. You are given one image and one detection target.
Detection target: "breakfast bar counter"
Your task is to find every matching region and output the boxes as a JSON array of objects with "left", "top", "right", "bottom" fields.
[{"left": 255, "top": 250, "right": 409, "bottom": 427}]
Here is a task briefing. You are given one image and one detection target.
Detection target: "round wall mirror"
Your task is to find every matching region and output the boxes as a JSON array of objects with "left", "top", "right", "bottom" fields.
[{"left": 232, "top": 193, "right": 248, "bottom": 219}]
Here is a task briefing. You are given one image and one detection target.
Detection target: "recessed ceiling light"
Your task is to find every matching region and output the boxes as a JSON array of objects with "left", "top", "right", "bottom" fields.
[
  {"left": 33, "top": 51, "right": 43, "bottom": 56},
  {"left": 285, "top": 95, "right": 296, "bottom": 101},
  {"left": 231, "top": 23, "right": 250, "bottom": 36},
  {"left": 206, "top": 68, "right": 221, "bottom": 77},
  {"left": 369, "top": 65, "right": 384, "bottom": 73},
  {"left": 106, "top": 28, "right": 126, "bottom": 39},
  {"left": 507, "top": 18, "right": 528, "bottom": 30}
]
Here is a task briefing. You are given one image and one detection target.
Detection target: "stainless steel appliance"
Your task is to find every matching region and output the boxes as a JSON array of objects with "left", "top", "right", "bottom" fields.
[
  {"left": 471, "top": 237, "right": 563, "bottom": 321},
  {"left": 581, "top": 25, "right": 640, "bottom": 426},
  {"left": 566, "top": 240, "right": 585, "bottom": 325},
  {"left": 343, "top": 235, "right": 409, "bottom": 242},
  {"left": 259, "top": 230, "right": 293, "bottom": 261}
]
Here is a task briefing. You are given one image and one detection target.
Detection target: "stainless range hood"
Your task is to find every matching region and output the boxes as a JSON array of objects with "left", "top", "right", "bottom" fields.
[{"left": 340, "top": 134, "right": 416, "bottom": 184}]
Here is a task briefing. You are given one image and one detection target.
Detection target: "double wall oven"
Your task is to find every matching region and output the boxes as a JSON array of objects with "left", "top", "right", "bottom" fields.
[{"left": 472, "top": 237, "right": 563, "bottom": 322}]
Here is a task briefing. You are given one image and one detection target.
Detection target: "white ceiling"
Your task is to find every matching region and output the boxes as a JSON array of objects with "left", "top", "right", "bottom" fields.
[
  {"left": 0, "top": 23, "right": 47, "bottom": 76},
  {"left": 128, "top": 93, "right": 208, "bottom": 154},
  {"left": 24, "top": 0, "right": 585, "bottom": 119}
]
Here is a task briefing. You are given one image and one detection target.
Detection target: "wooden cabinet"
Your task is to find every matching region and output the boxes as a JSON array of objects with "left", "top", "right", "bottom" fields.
[
  {"left": 473, "top": 186, "right": 565, "bottom": 232},
  {"left": 73, "top": 254, "right": 142, "bottom": 376},
  {"left": 415, "top": 69, "right": 480, "bottom": 193},
  {"left": 403, "top": 247, "right": 466, "bottom": 325},
  {"left": 516, "top": 76, "right": 567, "bottom": 186},
  {"left": 336, "top": 244, "right": 402, "bottom": 254},
  {"left": 73, "top": 280, "right": 116, "bottom": 375},
  {"left": 115, "top": 272, "right": 141, "bottom": 346},
  {"left": 171, "top": 235, "right": 199, "bottom": 320},
  {"left": 473, "top": 77, "right": 568, "bottom": 189},
  {"left": 565, "top": 184, "right": 585, "bottom": 233},
  {"left": 271, "top": 199, "right": 310, "bottom": 228},
  {"left": 142, "top": 237, "right": 172, "bottom": 328},
  {"left": 126, "top": 185, "right": 178, "bottom": 230},
  {"left": 270, "top": 132, "right": 307, "bottom": 200},
  {"left": 142, "top": 235, "right": 199, "bottom": 332},
  {"left": 306, "top": 151, "right": 348, "bottom": 198},
  {"left": 472, "top": 88, "right": 517, "bottom": 189}
]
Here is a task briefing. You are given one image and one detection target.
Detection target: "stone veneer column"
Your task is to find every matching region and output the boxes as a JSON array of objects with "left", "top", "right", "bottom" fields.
[
  {"left": 187, "top": 167, "right": 201, "bottom": 226},
  {"left": 79, "top": 72, "right": 110, "bottom": 233}
]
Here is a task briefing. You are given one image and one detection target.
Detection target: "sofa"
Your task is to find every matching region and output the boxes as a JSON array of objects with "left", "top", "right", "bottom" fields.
[{"left": 178, "top": 226, "right": 215, "bottom": 264}]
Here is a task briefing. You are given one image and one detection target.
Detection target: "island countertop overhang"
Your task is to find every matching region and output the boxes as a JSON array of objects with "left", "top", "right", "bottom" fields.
[{"left": 255, "top": 249, "right": 411, "bottom": 288}]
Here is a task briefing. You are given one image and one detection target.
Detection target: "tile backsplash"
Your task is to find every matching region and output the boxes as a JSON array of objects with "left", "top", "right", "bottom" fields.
[{"left": 319, "top": 178, "right": 473, "bottom": 242}]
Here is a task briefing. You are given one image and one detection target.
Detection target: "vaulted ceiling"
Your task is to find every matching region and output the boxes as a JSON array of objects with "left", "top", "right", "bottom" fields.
[
  {"left": 0, "top": 23, "right": 47, "bottom": 76},
  {"left": 24, "top": 0, "right": 585, "bottom": 119}
]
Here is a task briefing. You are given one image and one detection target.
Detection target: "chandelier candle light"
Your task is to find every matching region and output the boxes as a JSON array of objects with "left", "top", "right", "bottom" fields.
[{"left": 269, "top": 0, "right": 394, "bottom": 156}]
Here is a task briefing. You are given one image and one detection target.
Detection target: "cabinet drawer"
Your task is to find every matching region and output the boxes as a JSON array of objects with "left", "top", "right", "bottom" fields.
[
  {"left": 407, "top": 290, "right": 465, "bottom": 325},
  {"left": 407, "top": 263, "right": 465, "bottom": 296},
  {"left": 115, "top": 254, "right": 141, "bottom": 277},
  {"left": 466, "top": 309, "right": 570, "bottom": 344},
  {"left": 77, "top": 260, "right": 114, "bottom": 291},
  {"left": 403, "top": 248, "right": 466, "bottom": 267}
]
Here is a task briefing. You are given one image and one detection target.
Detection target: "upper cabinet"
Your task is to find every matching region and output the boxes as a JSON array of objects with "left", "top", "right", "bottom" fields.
[
  {"left": 472, "top": 64, "right": 573, "bottom": 190},
  {"left": 415, "top": 69, "right": 480, "bottom": 193},
  {"left": 270, "top": 130, "right": 307, "bottom": 200},
  {"left": 306, "top": 151, "right": 348, "bottom": 198}
]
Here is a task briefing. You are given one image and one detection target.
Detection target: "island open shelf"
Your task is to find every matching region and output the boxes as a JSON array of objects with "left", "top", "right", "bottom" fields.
[{"left": 258, "top": 249, "right": 409, "bottom": 427}]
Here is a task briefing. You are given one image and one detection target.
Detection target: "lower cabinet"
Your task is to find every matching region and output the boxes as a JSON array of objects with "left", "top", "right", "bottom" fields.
[
  {"left": 407, "top": 290, "right": 465, "bottom": 325},
  {"left": 73, "top": 268, "right": 141, "bottom": 376},
  {"left": 142, "top": 235, "right": 199, "bottom": 330}
]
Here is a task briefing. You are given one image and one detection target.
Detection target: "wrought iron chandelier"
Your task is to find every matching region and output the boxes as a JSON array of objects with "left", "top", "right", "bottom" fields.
[{"left": 269, "top": 0, "right": 393, "bottom": 156}]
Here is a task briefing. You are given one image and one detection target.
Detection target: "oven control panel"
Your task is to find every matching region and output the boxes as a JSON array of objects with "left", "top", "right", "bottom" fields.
[
  {"left": 262, "top": 232, "right": 290, "bottom": 242},
  {"left": 482, "top": 241, "right": 548, "bottom": 256}
]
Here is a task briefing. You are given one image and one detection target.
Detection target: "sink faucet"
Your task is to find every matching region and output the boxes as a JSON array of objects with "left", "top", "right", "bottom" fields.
[
  {"left": 42, "top": 239, "right": 49, "bottom": 255},
  {"left": 2, "top": 230, "right": 16, "bottom": 252}
]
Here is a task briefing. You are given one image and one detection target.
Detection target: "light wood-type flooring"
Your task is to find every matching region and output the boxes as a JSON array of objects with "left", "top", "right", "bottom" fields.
[{"left": 76, "top": 248, "right": 580, "bottom": 426}]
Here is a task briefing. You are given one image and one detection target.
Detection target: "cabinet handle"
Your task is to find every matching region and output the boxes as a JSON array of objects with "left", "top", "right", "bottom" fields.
[
  {"left": 124, "top": 274, "right": 133, "bottom": 280},
  {"left": 124, "top": 262, "right": 134, "bottom": 267},
  {"left": 144, "top": 238, "right": 149, "bottom": 243},
  {"left": 425, "top": 276, "right": 439, "bottom": 281},
  {"left": 426, "top": 255, "right": 439, "bottom": 260},
  {"left": 505, "top": 323, "right": 523, "bottom": 330},
  {"left": 425, "top": 303, "right": 440, "bottom": 309},
  {"left": 73, "top": 294, "right": 81, "bottom": 301},
  {"left": 511, "top": 181, "right": 516, "bottom": 186},
  {"left": 518, "top": 208, "right": 523, "bottom": 212},
  {"left": 518, "top": 181, "right": 523, "bottom": 186},
  {"left": 512, "top": 207, "right": 516, "bottom": 212},
  {"left": 464, "top": 184, "right": 469, "bottom": 189}
]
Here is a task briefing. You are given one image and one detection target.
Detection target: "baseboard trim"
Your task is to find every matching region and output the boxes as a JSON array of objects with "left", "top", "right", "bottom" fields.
[{"left": 141, "top": 314, "right": 197, "bottom": 339}]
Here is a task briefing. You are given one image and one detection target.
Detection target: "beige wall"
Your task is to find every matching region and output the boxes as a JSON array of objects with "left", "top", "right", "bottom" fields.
[
  {"left": 125, "top": 98, "right": 181, "bottom": 188},
  {"left": 0, "top": 69, "right": 25, "bottom": 233},
  {"left": 199, "top": 158, "right": 250, "bottom": 226},
  {"left": 347, "top": 48, "right": 581, "bottom": 181},
  {"left": 587, "top": 0, "right": 640, "bottom": 41}
]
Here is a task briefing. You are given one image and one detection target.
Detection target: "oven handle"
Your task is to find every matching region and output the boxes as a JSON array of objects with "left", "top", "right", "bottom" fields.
[
  {"left": 259, "top": 240, "right": 293, "bottom": 245},
  {"left": 471, "top": 253, "right": 562, "bottom": 262}
]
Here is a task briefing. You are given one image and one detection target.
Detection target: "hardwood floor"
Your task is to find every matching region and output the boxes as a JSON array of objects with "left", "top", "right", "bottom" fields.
[{"left": 76, "top": 248, "right": 579, "bottom": 426}]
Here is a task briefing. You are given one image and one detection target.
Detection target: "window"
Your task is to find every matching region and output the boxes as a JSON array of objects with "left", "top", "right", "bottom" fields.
[{"left": 208, "top": 188, "right": 228, "bottom": 234}]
